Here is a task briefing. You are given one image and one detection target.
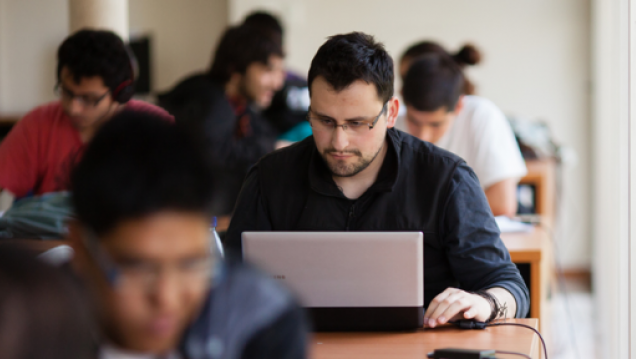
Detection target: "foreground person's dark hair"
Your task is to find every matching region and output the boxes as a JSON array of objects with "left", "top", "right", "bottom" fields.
[{"left": 71, "top": 111, "right": 215, "bottom": 236}]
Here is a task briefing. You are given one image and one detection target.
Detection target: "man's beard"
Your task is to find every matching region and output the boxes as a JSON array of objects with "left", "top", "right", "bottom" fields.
[
  {"left": 321, "top": 143, "right": 384, "bottom": 178},
  {"left": 238, "top": 78, "right": 258, "bottom": 106}
]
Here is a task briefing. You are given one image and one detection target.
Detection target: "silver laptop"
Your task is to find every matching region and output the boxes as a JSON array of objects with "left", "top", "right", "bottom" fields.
[{"left": 242, "top": 231, "right": 424, "bottom": 331}]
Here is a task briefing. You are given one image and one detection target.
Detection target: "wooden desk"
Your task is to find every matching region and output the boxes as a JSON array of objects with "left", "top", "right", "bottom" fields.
[
  {"left": 311, "top": 319, "right": 540, "bottom": 359},
  {"left": 216, "top": 215, "right": 231, "bottom": 232},
  {"left": 501, "top": 226, "right": 551, "bottom": 331}
]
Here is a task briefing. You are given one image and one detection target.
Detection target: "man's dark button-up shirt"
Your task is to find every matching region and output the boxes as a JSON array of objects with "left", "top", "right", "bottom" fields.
[{"left": 226, "top": 128, "right": 529, "bottom": 317}]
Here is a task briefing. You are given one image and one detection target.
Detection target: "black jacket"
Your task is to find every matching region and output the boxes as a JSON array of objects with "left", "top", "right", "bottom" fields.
[
  {"left": 226, "top": 129, "right": 530, "bottom": 318},
  {"left": 158, "top": 74, "right": 277, "bottom": 215},
  {"left": 181, "top": 258, "right": 309, "bottom": 359}
]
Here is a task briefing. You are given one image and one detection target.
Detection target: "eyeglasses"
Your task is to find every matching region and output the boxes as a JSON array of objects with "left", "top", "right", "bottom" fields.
[
  {"left": 82, "top": 228, "right": 216, "bottom": 294},
  {"left": 55, "top": 84, "right": 110, "bottom": 108},
  {"left": 307, "top": 102, "right": 388, "bottom": 135}
]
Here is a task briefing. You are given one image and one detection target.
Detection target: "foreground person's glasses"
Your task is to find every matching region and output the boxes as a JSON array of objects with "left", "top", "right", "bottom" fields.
[{"left": 82, "top": 228, "right": 216, "bottom": 294}]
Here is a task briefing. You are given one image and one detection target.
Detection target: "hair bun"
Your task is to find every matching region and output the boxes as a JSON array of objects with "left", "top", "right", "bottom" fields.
[{"left": 453, "top": 44, "right": 481, "bottom": 66}]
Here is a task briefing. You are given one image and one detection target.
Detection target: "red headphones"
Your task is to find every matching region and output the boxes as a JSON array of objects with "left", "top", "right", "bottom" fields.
[{"left": 111, "top": 46, "right": 137, "bottom": 103}]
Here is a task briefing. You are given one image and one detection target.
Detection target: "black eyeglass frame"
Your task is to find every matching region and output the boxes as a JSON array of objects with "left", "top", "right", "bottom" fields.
[{"left": 307, "top": 102, "right": 388, "bottom": 131}]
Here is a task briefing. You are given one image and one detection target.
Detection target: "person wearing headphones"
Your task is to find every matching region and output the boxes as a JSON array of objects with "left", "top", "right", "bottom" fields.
[{"left": 0, "top": 29, "right": 172, "bottom": 207}]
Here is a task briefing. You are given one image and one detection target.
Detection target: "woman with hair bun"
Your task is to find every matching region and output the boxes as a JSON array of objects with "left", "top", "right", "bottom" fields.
[
  {"left": 399, "top": 42, "right": 481, "bottom": 94},
  {"left": 396, "top": 41, "right": 526, "bottom": 217}
]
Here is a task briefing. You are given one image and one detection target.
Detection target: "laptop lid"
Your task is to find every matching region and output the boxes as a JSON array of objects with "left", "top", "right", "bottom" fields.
[{"left": 242, "top": 232, "right": 424, "bottom": 331}]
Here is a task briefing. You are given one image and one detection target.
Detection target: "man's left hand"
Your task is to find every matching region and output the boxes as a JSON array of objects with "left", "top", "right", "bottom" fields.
[{"left": 423, "top": 287, "right": 491, "bottom": 328}]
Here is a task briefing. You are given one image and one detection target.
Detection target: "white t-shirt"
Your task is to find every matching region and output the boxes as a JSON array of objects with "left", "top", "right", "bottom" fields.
[{"left": 396, "top": 95, "right": 527, "bottom": 189}]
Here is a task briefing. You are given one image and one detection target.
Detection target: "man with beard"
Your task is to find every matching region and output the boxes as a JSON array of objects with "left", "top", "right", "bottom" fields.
[
  {"left": 226, "top": 32, "right": 529, "bottom": 328},
  {"left": 0, "top": 29, "right": 171, "bottom": 209},
  {"left": 242, "top": 11, "right": 312, "bottom": 142},
  {"left": 159, "top": 23, "right": 286, "bottom": 216}
]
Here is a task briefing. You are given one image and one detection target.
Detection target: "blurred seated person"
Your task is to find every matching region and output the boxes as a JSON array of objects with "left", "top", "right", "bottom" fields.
[
  {"left": 68, "top": 111, "right": 308, "bottom": 359},
  {"left": 158, "top": 24, "right": 286, "bottom": 216},
  {"left": 242, "top": 11, "right": 312, "bottom": 143},
  {"left": 0, "top": 246, "right": 96, "bottom": 359},
  {"left": 396, "top": 42, "right": 526, "bottom": 217},
  {"left": 0, "top": 29, "right": 172, "bottom": 211}
]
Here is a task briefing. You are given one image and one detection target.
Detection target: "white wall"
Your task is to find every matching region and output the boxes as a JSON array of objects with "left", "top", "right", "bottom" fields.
[
  {"left": 591, "top": 0, "right": 630, "bottom": 357},
  {"left": 230, "top": 0, "right": 592, "bottom": 269},
  {"left": 0, "top": 0, "right": 69, "bottom": 114},
  {"left": 128, "top": 0, "right": 228, "bottom": 93},
  {"left": 0, "top": 0, "right": 228, "bottom": 114}
]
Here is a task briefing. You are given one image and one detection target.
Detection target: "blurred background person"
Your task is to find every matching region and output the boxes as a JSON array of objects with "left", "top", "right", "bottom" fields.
[
  {"left": 0, "top": 246, "right": 96, "bottom": 359},
  {"left": 396, "top": 42, "right": 526, "bottom": 217},
  {"left": 242, "top": 11, "right": 312, "bottom": 143},
  {"left": 158, "top": 23, "right": 285, "bottom": 217}
]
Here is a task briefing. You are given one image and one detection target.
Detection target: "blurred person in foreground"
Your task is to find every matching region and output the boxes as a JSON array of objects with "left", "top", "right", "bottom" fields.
[
  {"left": 396, "top": 42, "right": 526, "bottom": 217},
  {"left": 68, "top": 110, "right": 308, "bottom": 359},
  {"left": 159, "top": 23, "right": 286, "bottom": 216},
  {"left": 0, "top": 246, "right": 96, "bottom": 359}
]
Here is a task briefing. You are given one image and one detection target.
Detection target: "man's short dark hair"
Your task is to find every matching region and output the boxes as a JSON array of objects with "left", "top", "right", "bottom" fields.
[
  {"left": 57, "top": 29, "right": 133, "bottom": 94},
  {"left": 243, "top": 11, "right": 283, "bottom": 36},
  {"left": 402, "top": 54, "right": 464, "bottom": 112},
  {"left": 307, "top": 32, "right": 394, "bottom": 103},
  {"left": 208, "top": 24, "right": 284, "bottom": 84},
  {"left": 71, "top": 111, "right": 215, "bottom": 236}
]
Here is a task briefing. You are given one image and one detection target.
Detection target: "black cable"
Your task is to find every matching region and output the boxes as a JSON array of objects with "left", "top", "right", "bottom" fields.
[
  {"left": 494, "top": 350, "right": 532, "bottom": 359},
  {"left": 487, "top": 322, "right": 548, "bottom": 359}
]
